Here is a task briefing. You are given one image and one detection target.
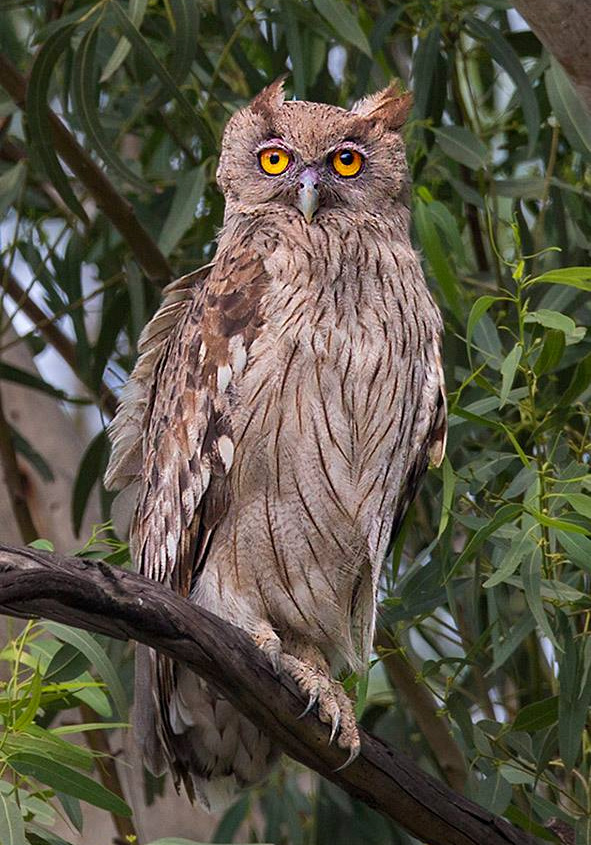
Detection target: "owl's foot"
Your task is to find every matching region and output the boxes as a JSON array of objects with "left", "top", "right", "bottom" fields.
[
  {"left": 251, "top": 626, "right": 282, "bottom": 674},
  {"left": 280, "top": 650, "right": 360, "bottom": 767}
]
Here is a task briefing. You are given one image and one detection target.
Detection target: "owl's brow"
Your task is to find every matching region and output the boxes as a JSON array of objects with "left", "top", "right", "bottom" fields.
[{"left": 256, "top": 136, "right": 290, "bottom": 151}]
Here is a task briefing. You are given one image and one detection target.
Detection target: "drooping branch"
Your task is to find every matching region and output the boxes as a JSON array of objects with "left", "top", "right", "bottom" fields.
[
  {"left": 0, "top": 54, "right": 173, "bottom": 287},
  {"left": 0, "top": 543, "right": 536, "bottom": 845}
]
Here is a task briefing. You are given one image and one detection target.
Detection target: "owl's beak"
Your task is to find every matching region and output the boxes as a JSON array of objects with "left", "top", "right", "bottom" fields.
[{"left": 297, "top": 169, "right": 319, "bottom": 224}]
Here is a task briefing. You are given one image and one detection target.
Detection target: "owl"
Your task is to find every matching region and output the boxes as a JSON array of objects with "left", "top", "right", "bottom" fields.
[{"left": 105, "top": 78, "right": 447, "bottom": 811}]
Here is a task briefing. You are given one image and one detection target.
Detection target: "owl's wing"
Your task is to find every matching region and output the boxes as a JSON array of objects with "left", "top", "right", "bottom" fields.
[{"left": 105, "top": 247, "right": 267, "bottom": 596}]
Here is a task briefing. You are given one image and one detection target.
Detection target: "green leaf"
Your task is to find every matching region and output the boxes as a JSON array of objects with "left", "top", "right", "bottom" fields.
[
  {"left": 26, "top": 824, "right": 76, "bottom": 845},
  {"left": 158, "top": 165, "right": 207, "bottom": 257},
  {"left": 44, "top": 642, "right": 91, "bottom": 683},
  {"left": 414, "top": 200, "right": 462, "bottom": 319},
  {"left": 43, "top": 623, "right": 128, "bottom": 720},
  {"left": 446, "top": 504, "right": 522, "bottom": 581},
  {"left": 56, "top": 793, "right": 83, "bottom": 833},
  {"left": 5, "top": 725, "right": 94, "bottom": 772},
  {"left": 556, "top": 531, "right": 591, "bottom": 573},
  {"left": 531, "top": 266, "right": 591, "bottom": 291},
  {"left": 534, "top": 329, "right": 565, "bottom": 376},
  {"left": 561, "top": 353, "right": 591, "bottom": 405},
  {"left": 72, "top": 25, "right": 151, "bottom": 192},
  {"left": 150, "top": 0, "right": 201, "bottom": 110},
  {"left": 101, "top": 0, "right": 148, "bottom": 81},
  {"left": 575, "top": 817, "right": 591, "bottom": 845},
  {"left": 433, "top": 126, "right": 487, "bottom": 171},
  {"left": 559, "top": 623, "right": 591, "bottom": 771},
  {"left": 283, "top": 3, "right": 306, "bottom": 99},
  {"left": 524, "top": 309, "right": 577, "bottom": 337},
  {"left": 71, "top": 431, "right": 108, "bottom": 536},
  {"left": 484, "top": 531, "right": 534, "bottom": 588},
  {"left": 466, "top": 296, "right": 500, "bottom": 362},
  {"left": 561, "top": 493, "right": 591, "bottom": 520},
  {"left": 473, "top": 771, "right": 512, "bottom": 815},
  {"left": 312, "top": 0, "right": 371, "bottom": 56},
  {"left": 0, "top": 161, "right": 26, "bottom": 218},
  {"left": 11, "top": 427, "right": 54, "bottom": 482},
  {"left": 467, "top": 17, "right": 540, "bottom": 154},
  {"left": 0, "top": 362, "right": 86, "bottom": 404},
  {"left": 12, "top": 669, "right": 42, "bottom": 731},
  {"left": 437, "top": 455, "right": 455, "bottom": 538},
  {"left": 8, "top": 752, "right": 131, "bottom": 816},
  {"left": 108, "top": 2, "right": 216, "bottom": 154},
  {"left": 546, "top": 59, "right": 591, "bottom": 156},
  {"left": 26, "top": 25, "right": 88, "bottom": 222},
  {"left": 521, "top": 549, "right": 558, "bottom": 649},
  {"left": 512, "top": 696, "right": 559, "bottom": 732},
  {"left": 0, "top": 792, "right": 26, "bottom": 845},
  {"left": 499, "top": 343, "right": 521, "bottom": 408}
]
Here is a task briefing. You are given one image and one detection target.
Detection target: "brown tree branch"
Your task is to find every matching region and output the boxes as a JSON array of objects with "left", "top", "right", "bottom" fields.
[
  {"left": 375, "top": 629, "right": 467, "bottom": 794},
  {"left": 0, "top": 542, "right": 536, "bottom": 845},
  {"left": 0, "top": 389, "right": 39, "bottom": 543},
  {"left": 0, "top": 53, "right": 173, "bottom": 287},
  {"left": 513, "top": 0, "right": 591, "bottom": 115},
  {"left": 1, "top": 268, "right": 118, "bottom": 419}
]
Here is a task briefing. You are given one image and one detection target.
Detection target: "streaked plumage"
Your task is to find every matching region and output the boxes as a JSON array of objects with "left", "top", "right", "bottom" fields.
[{"left": 105, "top": 79, "right": 446, "bottom": 811}]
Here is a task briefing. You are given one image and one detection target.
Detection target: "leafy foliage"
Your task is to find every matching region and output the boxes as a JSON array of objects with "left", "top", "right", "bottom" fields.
[{"left": 1, "top": 0, "right": 591, "bottom": 842}]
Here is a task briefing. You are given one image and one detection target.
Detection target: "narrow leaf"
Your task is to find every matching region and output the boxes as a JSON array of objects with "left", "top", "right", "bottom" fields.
[
  {"left": 433, "top": 126, "right": 487, "bottom": 171},
  {"left": 43, "top": 622, "right": 127, "bottom": 719},
  {"left": 0, "top": 792, "right": 26, "bottom": 845},
  {"left": 8, "top": 752, "right": 131, "bottom": 816},
  {"left": 312, "top": 0, "right": 371, "bottom": 56},
  {"left": 499, "top": 343, "right": 521, "bottom": 408}
]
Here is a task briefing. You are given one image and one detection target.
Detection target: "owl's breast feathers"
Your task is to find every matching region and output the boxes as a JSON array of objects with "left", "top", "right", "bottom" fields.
[{"left": 106, "top": 210, "right": 445, "bottom": 619}]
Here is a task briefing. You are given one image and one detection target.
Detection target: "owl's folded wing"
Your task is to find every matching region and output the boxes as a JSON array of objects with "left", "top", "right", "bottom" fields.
[{"left": 105, "top": 247, "right": 268, "bottom": 597}]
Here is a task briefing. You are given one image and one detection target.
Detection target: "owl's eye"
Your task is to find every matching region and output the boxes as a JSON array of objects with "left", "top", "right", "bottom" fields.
[
  {"left": 259, "top": 147, "right": 291, "bottom": 175},
  {"left": 331, "top": 148, "right": 364, "bottom": 178}
]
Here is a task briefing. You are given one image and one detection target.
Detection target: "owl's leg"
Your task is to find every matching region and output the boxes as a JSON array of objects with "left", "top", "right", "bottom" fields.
[{"left": 279, "top": 638, "right": 360, "bottom": 765}]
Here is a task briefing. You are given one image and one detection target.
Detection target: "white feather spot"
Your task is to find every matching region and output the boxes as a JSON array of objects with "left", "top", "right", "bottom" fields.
[
  {"left": 201, "top": 466, "right": 211, "bottom": 489},
  {"left": 166, "top": 532, "right": 177, "bottom": 563},
  {"left": 198, "top": 342, "right": 208, "bottom": 364},
  {"left": 217, "top": 364, "right": 232, "bottom": 393},
  {"left": 217, "top": 435, "right": 234, "bottom": 473},
  {"left": 229, "top": 335, "right": 247, "bottom": 376}
]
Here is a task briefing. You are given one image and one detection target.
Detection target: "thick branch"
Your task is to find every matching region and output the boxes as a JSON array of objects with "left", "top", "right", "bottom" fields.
[
  {"left": 0, "top": 543, "right": 535, "bottom": 845},
  {"left": 0, "top": 54, "right": 172, "bottom": 287},
  {"left": 513, "top": 0, "right": 591, "bottom": 114}
]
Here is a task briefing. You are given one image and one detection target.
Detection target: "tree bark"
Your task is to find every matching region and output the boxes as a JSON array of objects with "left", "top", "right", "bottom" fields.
[
  {"left": 0, "top": 542, "right": 536, "bottom": 845},
  {"left": 513, "top": 0, "right": 591, "bottom": 114}
]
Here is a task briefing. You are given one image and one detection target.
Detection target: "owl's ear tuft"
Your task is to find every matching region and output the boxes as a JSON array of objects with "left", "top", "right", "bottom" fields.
[
  {"left": 351, "top": 82, "right": 413, "bottom": 130},
  {"left": 250, "top": 76, "right": 287, "bottom": 116}
]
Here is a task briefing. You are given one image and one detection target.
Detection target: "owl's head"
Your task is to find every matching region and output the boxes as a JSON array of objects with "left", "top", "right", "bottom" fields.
[{"left": 217, "top": 78, "right": 412, "bottom": 224}]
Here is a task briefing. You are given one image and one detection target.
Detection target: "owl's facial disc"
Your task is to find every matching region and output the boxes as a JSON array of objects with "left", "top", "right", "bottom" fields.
[{"left": 297, "top": 168, "right": 319, "bottom": 224}]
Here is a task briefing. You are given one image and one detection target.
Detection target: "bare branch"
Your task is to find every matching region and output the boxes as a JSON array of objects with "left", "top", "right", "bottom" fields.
[
  {"left": 0, "top": 542, "right": 536, "bottom": 845},
  {"left": 0, "top": 53, "right": 173, "bottom": 287}
]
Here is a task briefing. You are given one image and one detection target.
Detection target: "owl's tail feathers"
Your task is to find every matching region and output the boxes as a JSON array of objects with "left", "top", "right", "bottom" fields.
[{"left": 134, "top": 646, "right": 278, "bottom": 813}]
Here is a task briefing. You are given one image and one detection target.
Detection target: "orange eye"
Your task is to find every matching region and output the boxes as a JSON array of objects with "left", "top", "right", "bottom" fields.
[
  {"left": 331, "top": 148, "right": 364, "bottom": 177},
  {"left": 259, "top": 147, "right": 291, "bottom": 175}
]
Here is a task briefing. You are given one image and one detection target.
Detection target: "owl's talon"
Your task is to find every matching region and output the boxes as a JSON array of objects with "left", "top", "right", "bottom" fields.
[
  {"left": 328, "top": 708, "right": 342, "bottom": 743},
  {"left": 334, "top": 743, "right": 361, "bottom": 772},
  {"left": 298, "top": 692, "right": 318, "bottom": 719}
]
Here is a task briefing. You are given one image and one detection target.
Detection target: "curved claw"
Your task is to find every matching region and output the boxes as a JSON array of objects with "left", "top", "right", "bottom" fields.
[
  {"left": 298, "top": 692, "right": 318, "bottom": 719},
  {"left": 334, "top": 744, "right": 361, "bottom": 772},
  {"left": 329, "top": 711, "right": 341, "bottom": 744}
]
